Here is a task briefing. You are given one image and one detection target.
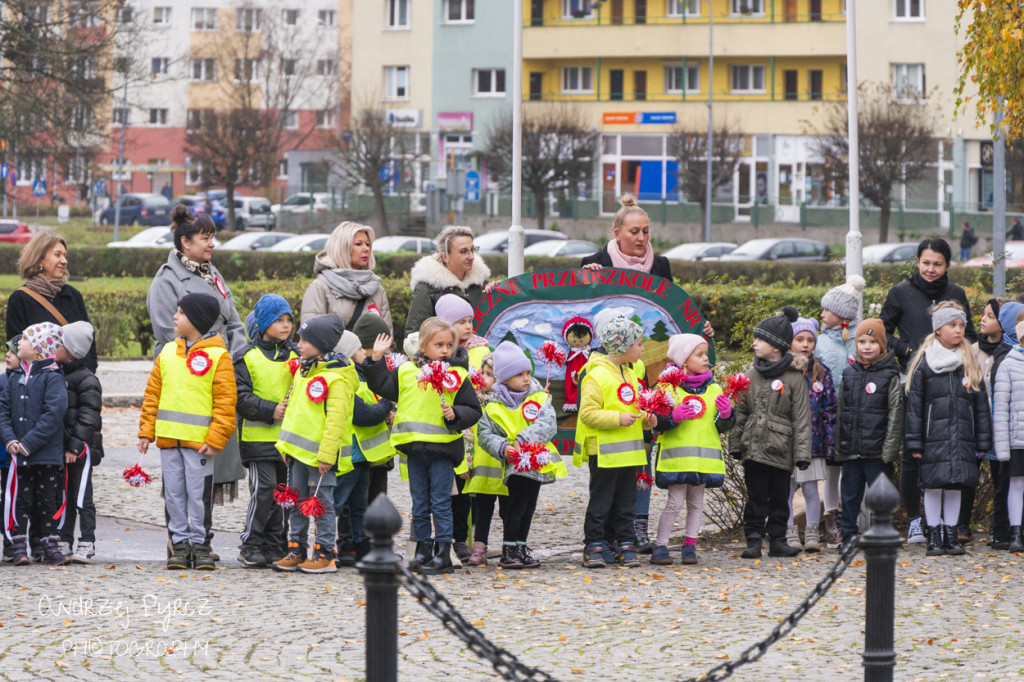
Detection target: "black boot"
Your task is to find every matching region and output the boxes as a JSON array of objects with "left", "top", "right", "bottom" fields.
[
  {"left": 420, "top": 542, "right": 457, "bottom": 575},
  {"left": 11, "top": 534, "right": 30, "bottom": 566},
  {"left": 943, "top": 525, "right": 965, "bottom": 556},
  {"left": 1008, "top": 526, "right": 1024, "bottom": 552},
  {"left": 926, "top": 525, "right": 944, "bottom": 556},
  {"left": 354, "top": 539, "right": 371, "bottom": 561},
  {"left": 41, "top": 535, "right": 69, "bottom": 566},
  {"left": 409, "top": 541, "right": 434, "bottom": 571},
  {"left": 768, "top": 537, "right": 801, "bottom": 558},
  {"left": 498, "top": 544, "right": 524, "bottom": 569},
  {"left": 740, "top": 536, "right": 762, "bottom": 559}
]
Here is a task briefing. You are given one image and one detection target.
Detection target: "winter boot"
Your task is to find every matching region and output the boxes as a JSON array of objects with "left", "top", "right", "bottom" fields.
[
  {"left": 272, "top": 542, "right": 307, "bottom": 572},
  {"left": 299, "top": 544, "right": 338, "bottom": 573},
  {"left": 1009, "top": 526, "right": 1024, "bottom": 553},
  {"left": 583, "top": 543, "right": 606, "bottom": 569},
  {"left": 943, "top": 525, "right": 966, "bottom": 556},
  {"left": 925, "top": 525, "right": 945, "bottom": 556},
  {"left": 518, "top": 544, "right": 541, "bottom": 569},
  {"left": 452, "top": 541, "right": 472, "bottom": 561},
  {"left": 420, "top": 541, "right": 457, "bottom": 575},
  {"left": 740, "top": 536, "right": 763, "bottom": 559},
  {"left": 12, "top": 534, "right": 30, "bottom": 566},
  {"left": 803, "top": 527, "right": 821, "bottom": 553},
  {"left": 650, "top": 544, "right": 673, "bottom": 565},
  {"left": 618, "top": 542, "right": 640, "bottom": 567},
  {"left": 167, "top": 542, "right": 192, "bottom": 570},
  {"left": 192, "top": 543, "right": 215, "bottom": 570},
  {"left": 768, "top": 537, "right": 801, "bottom": 558},
  {"left": 634, "top": 518, "right": 653, "bottom": 554},
  {"left": 41, "top": 536, "right": 68, "bottom": 566},
  {"left": 466, "top": 542, "right": 488, "bottom": 566},
  {"left": 822, "top": 509, "right": 842, "bottom": 549},
  {"left": 354, "top": 539, "right": 371, "bottom": 562},
  {"left": 498, "top": 544, "right": 524, "bottom": 570},
  {"left": 680, "top": 543, "right": 698, "bottom": 565},
  {"left": 409, "top": 541, "right": 434, "bottom": 572},
  {"left": 786, "top": 525, "right": 803, "bottom": 550}
]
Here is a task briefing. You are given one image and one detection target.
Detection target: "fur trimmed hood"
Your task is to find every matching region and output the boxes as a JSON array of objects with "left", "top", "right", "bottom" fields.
[{"left": 409, "top": 254, "right": 491, "bottom": 292}]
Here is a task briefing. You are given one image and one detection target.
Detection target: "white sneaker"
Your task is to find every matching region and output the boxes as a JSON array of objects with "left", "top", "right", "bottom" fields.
[
  {"left": 71, "top": 541, "right": 95, "bottom": 564},
  {"left": 906, "top": 517, "right": 925, "bottom": 544},
  {"left": 58, "top": 541, "right": 72, "bottom": 556}
]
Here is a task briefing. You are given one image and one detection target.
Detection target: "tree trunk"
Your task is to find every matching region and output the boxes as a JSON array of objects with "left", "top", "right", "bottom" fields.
[
  {"left": 226, "top": 184, "right": 237, "bottom": 231},
  {"left": 373, "top": 187, "right": 389, "bottom": 236},
  {"left": 534, "top": 190, "right": 546, "bottom": 230},
  {"left": 878, "top": 201, "right": 891, "bottom": 244}
]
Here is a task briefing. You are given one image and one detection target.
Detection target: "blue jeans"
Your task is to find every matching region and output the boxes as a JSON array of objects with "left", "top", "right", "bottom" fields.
[
  {"left": 288, "top": 460, "right": 336, "bottom": 550},
  {"left": 959, "top": 248, "right": 972, "bottom": 262},
  {"left": 333, "top": 468, "right": 370, "bottom": 544},
  {"left": 406, "top": 454, "right": 455, "bottom": 543},
  {"left": 840, "top": 458, "right": 887, "bottom": 540}
]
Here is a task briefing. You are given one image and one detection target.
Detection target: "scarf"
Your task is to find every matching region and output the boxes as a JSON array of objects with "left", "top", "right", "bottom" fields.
[
  {"left": 924, "top": 341, "right": 964, "bottom": 374},
  {"left": 174, "top": 250, "right": 215, "bottom": 287},
  {"left": 317, "top": 267, "right": 382, "bottom": 300},
  {"left": 492, "top": 382, "right": 532, "bottom": 409},
  {"left": 978, "top": 337, "right": 1002, "bottom": 356},
  {"left": 753, "top": 353, "right": 794, "bottom": 379},
  {"left": 682, "top": 369, "right": 713, "bottom": 387},
  {"left": 462, "top": 334, "right": 489, "bottom": 350},
  {"left": 22, "top": 273, "right": 67, "bottom": 299},
  {"left": 606, "top": 238, "right": 655, "bottom": 273},
  {"left": 910, "top": 271, "right": 949, "bottom": 302}
]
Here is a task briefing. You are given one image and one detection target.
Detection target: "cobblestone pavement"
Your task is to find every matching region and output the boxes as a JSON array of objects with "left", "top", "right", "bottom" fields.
[{"left": 2, "top": 407, "right": 1023, "bottom": 681}]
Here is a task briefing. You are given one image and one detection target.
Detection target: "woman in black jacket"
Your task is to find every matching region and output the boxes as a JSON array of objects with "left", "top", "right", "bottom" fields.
[
  {"left": 904, "top": 302, "right": 991, "bottom": 556},
  {"left": 880, "top": 238, "right": 976, "bottom": 542}
]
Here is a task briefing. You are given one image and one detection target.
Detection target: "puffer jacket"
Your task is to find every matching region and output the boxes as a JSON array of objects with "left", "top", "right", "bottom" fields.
[
  {"left": 477, "top": 379, "right": 558, "bottom": 484},
  {"left": 63, "top": 366, "right": 104, "bottom": 464},
  {"left": 881, "top": 275, "right": 977, "bottom": 371},
  {"left": 815, "top": 325, "right": 856, "bottom": 383},
  {"left": 0, "top": 359, "right": 68, "bottom": 466},
  {"left": 904, "top": 347, "right": 992, "bottom": 489},
  {"left": 232, "top": 337, "right": 298, "bottom": 464},
  {"left": 835, "top": 352, "right": 903, "bottom": 463},
  {"left": 730, "top": 354, "right": 812, "bottom": 471},
  {"left": 992, "top": 347, "right": 1024, "bottom": 461}
]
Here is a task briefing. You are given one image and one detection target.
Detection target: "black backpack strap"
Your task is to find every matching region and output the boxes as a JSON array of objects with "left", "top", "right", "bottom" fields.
[{"left": 348, "top": 296, "right": 368, "bottom": 328}]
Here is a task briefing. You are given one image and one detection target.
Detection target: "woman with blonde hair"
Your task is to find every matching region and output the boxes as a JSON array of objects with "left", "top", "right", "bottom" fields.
[
  {"left": 404, "top": 225, "right": 490, "bottom": 337},
  {"left": 904, "top": 301, "right": 991, "bottom": 556},
  {"left": 301, "top": 221, "right": 392, "bottom": 332}
]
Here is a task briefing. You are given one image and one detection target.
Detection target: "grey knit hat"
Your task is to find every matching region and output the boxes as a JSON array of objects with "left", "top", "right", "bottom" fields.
[
  {"left": 754, "top": 306, "right": 800, "bottom": 352},
  {"left": 298, "top": 314, "right": 345, "bottom": 355},
  {"left": 820, "top": 275, "right": 866, "bottom": 322},
  {"left": 61, "top": 321, "right": 95, "bottom": 360},
  {"left": 335, "top": 330, "right": 362, "bottom": 359}
]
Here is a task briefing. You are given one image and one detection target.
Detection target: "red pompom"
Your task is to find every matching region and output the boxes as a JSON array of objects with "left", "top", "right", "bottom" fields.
[
  {"left": 638, "top": 387, "right": 675, "bottom": 416},
  {"left": 722, "top": 373, "right": 752, "bottom": 400},
  {"left": 299, "top": 495, "right": 327, "bottom": 518},
  {"left": 273, "top": 483, "right": 300, "bottom": 509},
  {"left": 539, "top": 341, "right": 567, "bottom": 367},
  {"left": 469, "top": 366, "right": 488, "bottom": 391},
  {"left": 507, "top": 442, "right": 553, "bottom": 474},
  {"left": 288, "top": 357, "right": 302, "bottom": 375},
  {"left": 122, "top": 464, "right": 152, "bottom": 487},
  {"left": 658, "top": 365, "right": 687, "bottom": 388},
  {"left": 385, "top": 352, "right": 408, "bottom": 371},
  {"left": 636, "top": 470, "right": 654, "bottom": 491},
  {"left": 417, "top": 361, "right": 452, "bottom": 395}
]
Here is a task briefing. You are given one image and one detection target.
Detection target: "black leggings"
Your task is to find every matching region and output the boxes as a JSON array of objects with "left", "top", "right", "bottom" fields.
[
  {"left": 503, "top": 477, "right": 541, "bottom": 544},
  {"left": 452, "top": 476, "right": 472, "bottom": 544},
  {"left": 900, "top": 453, "right": 922, "bottom": 519},
  {"left": 472, "top": 493, "right": 508, "bottom": 545},
  {"left": 14, "top": 465, "right": 63, "bottom": 538}
]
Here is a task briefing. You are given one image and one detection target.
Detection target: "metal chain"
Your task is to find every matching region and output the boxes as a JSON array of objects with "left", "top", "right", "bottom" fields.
[
  {"left": 680, "top": 540, "right": 863, "bottom": 682},
  {"left": 399, "top": 564, "right": 559, "bottom": 682}
]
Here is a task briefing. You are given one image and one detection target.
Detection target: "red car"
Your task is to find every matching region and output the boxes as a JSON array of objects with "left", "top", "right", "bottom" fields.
[{"left": 0, "top": 221, "right": 32, "bottom": 244}]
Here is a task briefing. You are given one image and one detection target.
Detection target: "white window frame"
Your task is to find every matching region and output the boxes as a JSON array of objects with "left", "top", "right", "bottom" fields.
[
  {"left": 561, "top": 66, "right": 593, "bottom": 94},
  {"left": 730, "top": 0, "right": 764, "bottom": 16},
  {"left": 236, "top": 7, "right": 263, "bottom": 32},
  {"left": 893, "top": 0, "right": 924, "bottom": 21},
  {"left": 70, "top": 2, "right": 99, "bottom": 27},
  {"left": 443, "top": 0, "right": 475, "bottom": 23},
  {"left": 282, "top": 111, "right": 298, "bottom": 129},
  {"left": 665, "top": 64, "right": 699, "bottom": 94},
  {"left": 730, "top": 64, "right": 765, "bottom": 93},
  {"left": 72, "top": 105, "right": 95, "bottom": 131},
  {"left": 316, "top": 109, "right": 336, "bottom": 129},
  {"left": 317, "top": 10, "right": 336, "bottom": 26},
  {"left": 235, "top": 58, "right": 260, "bottom": 82},
  {"left": 282, "top": 8, "right": 298, "bottom": 25},
  {"left": 187, "top": 161, "right": 203, "bottom": 186},
  {"left": 385, "top": 65, "right": 409, "bottom": 100},
  {"left": 15, "top": 159, "right": 45, "bottom": 186},
  {"left": 191, "top": 7, "right": 217, "bottom": 31},
  {"left": 191, "top": 58, "right": 216, "bottom": 82},
  {"left": 316, "top": 59, "right": 337, "bottom": 77},
  {"left": 151, "top": 57, "right": 170, "bottom": 76},
  {"left": 117, "top": 5, "right": 132, "bottom": 22},
  {"left": 278, "top": 159, "right": 288, "bottom": 180},
  {"left": 281, "top": 57, "right": 296, "bottom": 79},
  {"left": 562, "top": 0, "right": 594, "bottom": 18},
  {"left": 112, "top": 107, "right": 130, "bottom": 126},
  {"left": 473, "top": 68, "right": 506, "bottom": 97},
  {"left": 891, "top": 63, "right": 925, "bottom": 100},
  {"left": 152, "top": 6, "right": 172, "bottom": 25},
  {"left": 667, "top": 0, "right": 700, "bottom": 16},
  {"left": 387, "top": 0, "right": 410, "bottom": 28},
  {"left": 149, "top": 108, "right": 169, "bottom": 126}
]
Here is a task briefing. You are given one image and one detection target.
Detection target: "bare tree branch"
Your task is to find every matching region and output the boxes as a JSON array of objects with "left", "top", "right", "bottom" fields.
[{"left": 672, "top": 119, "right": 745, "bottom": 228}]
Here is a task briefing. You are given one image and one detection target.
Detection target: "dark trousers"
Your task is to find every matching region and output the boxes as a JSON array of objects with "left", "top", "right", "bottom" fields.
[
  {"left": 742, "top": 460, "right": 792, "bottom": 541},
  {"left": 839, "top": 458, "right": 887, "bottom": 540},
  {"left": 503, "top": 477, "right": 541, "bottom": 543},
  {"left": 338, "top": 466, "right": 390, "bottom": 548},
  {"left": 991, "top": 460, "right": 1011, "bottom": 543},
  {"left": 59, "top": 456, "right": 96, "bottom": 544},
  {"left": 452, "top": 475, "right": 472, "bottom": 544},
  {"left": 368, "top": 466, "right": 388, "bottom": 504},
  {"left": 900, "top": 452, "right": 922, "bottom": 519},
  {"left": 472, "top": 493, "right": 508, "bottom": 545},
  {"left": 583, "top": 459, "right": 638, "bottom": 546},
  {"left": 14, "top": 465, "right": 62, "bottom": 537},
  {"left": 240, "top": 460, "right": 288, "bottom": 550}
]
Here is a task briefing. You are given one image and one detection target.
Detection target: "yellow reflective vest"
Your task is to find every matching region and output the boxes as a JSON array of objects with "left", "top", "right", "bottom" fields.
[
  {"left": 155, "top": 343, "right": 228, "bottom": 444},
  {"left": 655, "top": 383, "right": 726, "bottom": 475},
  {"left": 574, "top": 364, "right": 646, "bottom": 469},
  {"left": 391, "top": 361, "right": 468, "bottom": 447},
  {"left": 351, "top": 382, "right": 397, "bottom": 466},
  {"left": 276, "top": 361, "right": 358, "bottom": 473},
  {"left": 240, "top": 346, "right": 297, "bottom": 443},
  {"left": 485, "top": 391, "right": 567, "bottom": 481},
  {"left": 464, "top": 422, "right": 508, "bottom": 495},
  {"left": 468, "top": 345, "right": 491, "bottom": 370}
]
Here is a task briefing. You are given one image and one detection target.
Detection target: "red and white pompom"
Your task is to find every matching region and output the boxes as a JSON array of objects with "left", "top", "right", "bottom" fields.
[
  {"left": 299, "top": 495, "right": 327, "bottom": 518},
  {"left": 385, "top": 352, "right": 408, "bottom": 371},
  {"left": 507, "top": 442, "right": 553, "bottom": 473},
  {"left": 417, "top": 361, "right": 452, "bottom": 395},
  {"left": 288, "top": 357, "right": 302, "bottom": 375},
  {"left": 722, "top": 373, "right": 752, "bottom": 401},
  {"left": 122, "top": 464, "right": 152, "bottom": 487},
  {"left": 469, "top": 366, "right": 488, "bottom": 391},
  {"left": 636, "top": 470, "right": 654, "bottom": 491},
  {"left": 658, "top": 365, "right": 687, "bottom": 388},
  {"left": 638, "top": 387, "right": 675, "bottom": 416},
  {"left": 273, "top": 483, "right": 300, "bottom": 509},
  {"left": 539, "top": 341, "right": 567, "bottom": 367}
]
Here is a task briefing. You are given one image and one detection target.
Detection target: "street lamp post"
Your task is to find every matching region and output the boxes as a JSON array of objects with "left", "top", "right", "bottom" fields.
[
  {"left": 508, "top": 0, "right": 525, "bottom": 277},
  {"left": 845, "top": 0, "right": 863, "bottom": 302},
  {"left": 704, "top": 0, "right": 714, "bottom": 243}
]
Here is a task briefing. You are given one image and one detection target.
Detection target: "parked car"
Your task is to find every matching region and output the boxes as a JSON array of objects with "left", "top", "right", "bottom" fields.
[
  {"left": 98, "top": 193, "right": 172, "bottom": 226},
  {"left": 107, "top": 227, "right": 220, "bottom": 249},
  {"left": 475, "top": 229, "right": 568, "bottom": 254},
  {"left": 859, "top": 243, "right": 920, "bottom": 265},
  {"left": 372, "top": 235, "right": 436, "bottom": 254},
  {"left": 218, "top": 231, "right": 294, "bottom": 251},
  {"left": 266, "top": 233, "right": 331, "bottom": 252},
  {"left": 962, "top": 241, "right": 1024, "bottom": 268},
  {"left": 661, "top": 242, "right": 737, "bottom": 261},
  {"left": 523, "top": 239, "right": 600, "bottom": 258},
  {"left": 0, "top": 221, "right": 33, "bottom": 244},
  {"left": 172, "top": 196, "right": 206, "bottom": 215},
  {"left": 271, "top": 192, "right": 338, "bottom": 216},
  {"left": 231, "top": 196, "right": 276, "bottom": 231},
  {"left": 719, "top": 238, "right": 830, "bottom": 262}
]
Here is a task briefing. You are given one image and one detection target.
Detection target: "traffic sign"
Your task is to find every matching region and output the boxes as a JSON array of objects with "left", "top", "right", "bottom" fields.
[
  {"left": 464, "top": 169, "right": 480, "bottom": 202},
  {"left": 0, "top": 163, "right": 7, "bottom": 179},
  {"left": 32, "top": 179, "right": 47, "bottom": 197},
  {"left": 93, "top": 179, "right": 106, "bottom": 196}
]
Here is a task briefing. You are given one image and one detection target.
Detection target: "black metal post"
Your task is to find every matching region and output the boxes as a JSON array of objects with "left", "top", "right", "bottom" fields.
[
  {"left": 860, "top": 474, "right": 901, "bottom": 681},
  {"left": 356, "top": 494, "right": 403, "bottom": 682}
]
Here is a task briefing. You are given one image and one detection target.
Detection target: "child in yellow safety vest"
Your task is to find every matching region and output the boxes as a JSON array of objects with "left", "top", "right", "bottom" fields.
[
  {"left": 138, "top": 293, "right": 237, "bottom": 571},
  {"left": 577, "top": 317, "right": 657, "bottom": 569},
  {"left": 272, "top": 314, "right": 358, "bottom": 575},
  {"left": 478, "top": 341, "right": 567, "bottom": 570},
  {"left": 465, "top": 353, "right": 502, "bottom": 567},
  {"left": 365, "top": 317, "right": 482, "bottom": 576},
  {"left": 649, "top": 334, "right": 734, "bottom": 567},
  {"left": 233, "top": 294, "right": 297, "bottom": 568}
]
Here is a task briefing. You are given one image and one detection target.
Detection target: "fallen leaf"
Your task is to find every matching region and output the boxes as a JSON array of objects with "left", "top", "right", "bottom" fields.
[
  {"left": 472, "top": 620, "right": 485, "bottom": 626},
  {"left": 64, "top": 619, "right": 73, "bottom": 626}
]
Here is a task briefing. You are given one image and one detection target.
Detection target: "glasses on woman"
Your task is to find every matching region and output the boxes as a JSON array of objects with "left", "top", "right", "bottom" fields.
[{"left": 456, "top": 246, "right": 480, "bottom": 256}]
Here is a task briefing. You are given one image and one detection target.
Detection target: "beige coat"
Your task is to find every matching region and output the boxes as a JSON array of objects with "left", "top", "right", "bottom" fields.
[{"left": 300, "top": 252, "right": 393, "bottom": 332}]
